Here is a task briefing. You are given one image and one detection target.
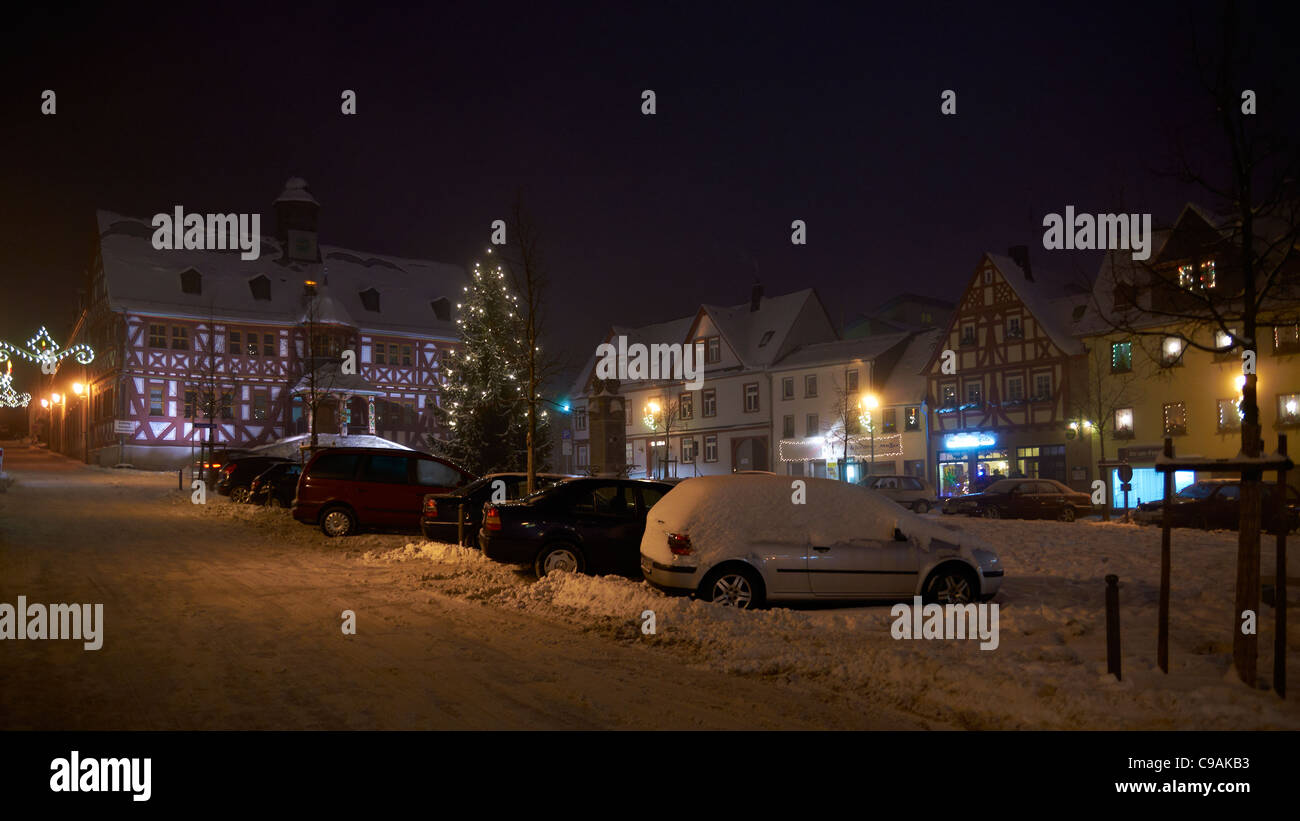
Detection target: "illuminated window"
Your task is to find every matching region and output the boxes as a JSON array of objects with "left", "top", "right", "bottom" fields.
[
  {"left": 1279, "top": 394, "right": 1300, "bottom": 427},
  {"left": 1163, "top": 402, "right": 1187, "bottom": 436},
  {"left": 149, "top": 386, "right": 164, "bottom": 416},
  {"left": 1178, "top": 264, "right": 1195, "bottom": 289},
  {"left": 1214, "top": 328, "right": 1236, "bottom": 359},
  {"left": 1200, "top": 260, "right": 1216, "bottom": 289},
  {"left": 1276, "top": 324, "right": 1300, "bottom": 354},
  {"left": 904, "top": 406, "right": 921, "bottom": 431},
  {"left": 1114, "top": 407, "right": 1134, "bottom": 438},
  {"left": 1217, "top": 398, "right": 1242, "bottom": 431},
  {"left": 1111, "top": 341, "right": 1132, "bottom": 373},
  {"left": 1161, "top": 336, "right": 1185, "bottom": 366},
  {"left": 965, "top": 380, "right": 982, "bottom": 404}
]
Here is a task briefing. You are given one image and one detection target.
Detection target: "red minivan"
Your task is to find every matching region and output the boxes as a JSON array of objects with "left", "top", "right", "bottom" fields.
[{"left": 292, "top": 447, "right": 475, "bottom": 537}]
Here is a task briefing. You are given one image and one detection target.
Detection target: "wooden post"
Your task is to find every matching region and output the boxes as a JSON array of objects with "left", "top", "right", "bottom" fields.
[
  {"left": 1106, "top": 574, "right": 1122, "bottom": 681},
  {"left": 457, "top": 503, "right": 466, "bottom": 547},
  {"left": 178, "top": 468, "right": 183, "bottom": 490},
  {"left": 1158, "top": 437, "right": 1173, "bottom": 674},
  {"left": 1276, "top": 434, "right": 1288, "bottom": 699}
]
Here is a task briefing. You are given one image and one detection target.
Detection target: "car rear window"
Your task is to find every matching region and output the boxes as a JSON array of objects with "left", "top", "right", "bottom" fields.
[
  {"left": 572, "top": 484, "right": 635, "bottom": 515},
  {"left": 415, "top": 458, "right": 463, "bottom": 487},
  {"left": 639, "top": 485, "right": 667, "bottom": 509},
  {"left": 309, "top": 453, "right": 360, "bottom": 480}
]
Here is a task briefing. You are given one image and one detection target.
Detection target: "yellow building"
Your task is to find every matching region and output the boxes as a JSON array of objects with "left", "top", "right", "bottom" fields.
[{"left": 1077, "top": 205, "right": 1300, "bottom": 508}]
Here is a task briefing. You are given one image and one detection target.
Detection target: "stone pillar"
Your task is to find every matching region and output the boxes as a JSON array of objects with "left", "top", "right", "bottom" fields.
[{"left": 587, "top": 378, "right": 627, "bottom": 477}]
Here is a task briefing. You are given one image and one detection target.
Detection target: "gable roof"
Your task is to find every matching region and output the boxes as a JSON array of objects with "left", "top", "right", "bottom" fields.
[
  {"left": 693, "top": 288, "right": 828, "bottom": 369},
  {"left": 95, "top": 210, "right": 466, "bottom": 338},
  {"left": 984, "top": 253, "right": 1085, "bottom": 355},
  {"left": 768, "top": 331, "right": 912, "bottom": 372},
  {"left": 879, "top": 328, "right": 944, "bottom": 404}
]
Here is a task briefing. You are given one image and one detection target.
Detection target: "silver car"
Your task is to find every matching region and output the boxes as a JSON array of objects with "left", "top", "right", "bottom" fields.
[
  {"left": 640, "top": 475, "right": 1003, "bottom": 609},
  {"left": 863, "top": 474, "right": 938, "bottom": 513}
]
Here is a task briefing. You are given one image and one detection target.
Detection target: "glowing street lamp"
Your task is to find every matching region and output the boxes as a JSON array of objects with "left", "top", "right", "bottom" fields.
[
  {"left": 858, "top": 393, "right": 880, "bottom": 475},
  {"left": 72, "top": 382, "right": 85, "bottom": 396}
]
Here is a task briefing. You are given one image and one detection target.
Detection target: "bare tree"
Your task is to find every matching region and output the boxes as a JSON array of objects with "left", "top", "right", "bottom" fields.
[
  {"left": 497, "top": 194, "right": 559, "bottom": 493},
  {"left": 1086, "top": 0, "right": 1300, "bottom": 683},
  {"left": 826, "top": 370, "right": 868, "bottom": 482},
  {"left": 640, "top": 394, "right": 687, "bottom": 479},
  {"left": 298, "top": 289, "right": 348, "bottom": 453}
]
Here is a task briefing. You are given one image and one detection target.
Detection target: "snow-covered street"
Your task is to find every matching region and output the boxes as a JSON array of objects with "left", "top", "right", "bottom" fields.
[{"left": 2, "top": 443, "right": 1297, "bottom": 730}]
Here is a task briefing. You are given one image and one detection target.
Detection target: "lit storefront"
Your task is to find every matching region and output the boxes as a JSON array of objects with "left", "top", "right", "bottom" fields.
[
  {"left": 934, "top": 432, "right": 1069, "bottom": 497},
  {"left": 780, "top": 433, "right": 903, "bottom": 482}
]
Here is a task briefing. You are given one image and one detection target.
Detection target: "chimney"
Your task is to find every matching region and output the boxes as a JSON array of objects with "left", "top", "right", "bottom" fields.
[
  {"left": 1007, "top": 245, "right": 1033, "bottom": 282},
  {"left": 750, "top": 280, "right": 763, "bottom": 312}
]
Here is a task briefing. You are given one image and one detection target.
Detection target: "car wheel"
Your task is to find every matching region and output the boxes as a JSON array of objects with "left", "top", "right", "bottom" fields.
[
  {"left": 984, "top": 506, "right": 1001, "bottom": 519},
  {"left": 700, "top": 565, "right": 765, "bottom": 610},
  {"left": 913, "top": 499, "right": 930, "bottom": 514},
  {"left": 230, "top": 486, "right": 252, "bottom": 504},
  {"left": 320, "top": 506, "right": 357, "bottom": 537},
  {"left": 535, "top": 543, "right": 585, "bottom": 577},
  {"left": 1058, "top": 506, "right": 1076, "bottom": 522},
  {"left": 923, "top": 565, "right": 978, "bottom": 605}
]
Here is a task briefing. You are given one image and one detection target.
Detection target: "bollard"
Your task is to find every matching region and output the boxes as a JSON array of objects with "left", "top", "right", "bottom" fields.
[
  {"left": 457, "top": 503, "right": 466, "bottom": 547},
  {"left": 1105, "top": 574, "right": 1122, "bottom": 681},
  {"left": 178, "top": 468, "right": 183, "bottom": 490}
]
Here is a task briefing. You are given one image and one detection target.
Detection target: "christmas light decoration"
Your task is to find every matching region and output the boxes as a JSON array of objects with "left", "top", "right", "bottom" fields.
[
  {"left": 0, "top": 362, "right": 32, "bottom": 408},
  {"left": 0, "top": 327, "right": 95, "bottom": 371}
]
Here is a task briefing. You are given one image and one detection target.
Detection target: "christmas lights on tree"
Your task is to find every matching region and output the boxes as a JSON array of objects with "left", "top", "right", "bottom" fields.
[{"left": 430, "top": 259, "right": 550, "bottom": 474}]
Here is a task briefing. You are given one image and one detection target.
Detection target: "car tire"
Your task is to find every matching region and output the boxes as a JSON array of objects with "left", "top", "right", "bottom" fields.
[
  {"left": 699, "top": 564, "right": 765, "bottom": 610},
  {"left": 230, "top": 486, "right": 252, "bottom": 504},
  {"left": 1058, "top": 506, "right": 1076, "bottom": 522},
  {"left": 984, "top": 506, "right": 1001, "bottom": 519},
  {"left": 320, "top": 506, "right": 357, "bottom": 537},
  {"left": 922, "top": 564, "right": 979, "bottom": 605},
  {"left": 535, "top": 542, "right": 585, "bottom": 577},
  {"left": 913, "top": 499, "right": 930, "bottom": 514}
]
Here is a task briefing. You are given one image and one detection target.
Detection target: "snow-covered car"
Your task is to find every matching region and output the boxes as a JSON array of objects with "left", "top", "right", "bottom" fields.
[{"left": 640, "top": 474, "right": 1003, "bottom": 609}]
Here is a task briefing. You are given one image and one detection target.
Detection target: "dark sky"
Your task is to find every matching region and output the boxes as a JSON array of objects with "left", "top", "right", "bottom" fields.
[{"left": 1, "top": 0, "right": 1294, "bottom": 397}]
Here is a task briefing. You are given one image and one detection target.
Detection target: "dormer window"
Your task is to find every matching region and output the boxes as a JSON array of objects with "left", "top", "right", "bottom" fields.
[
  {"left": 431, "top": 297, "right": 450, "bottom": 321},
  {"left": 180, "top": 268, "right": 202, "bottom": 295},
  {"left": 359, "top": 288, "right": 381, "bottom": 312},
  {"left": 249, "top": 275, "right": 271, "bottom": 301}
]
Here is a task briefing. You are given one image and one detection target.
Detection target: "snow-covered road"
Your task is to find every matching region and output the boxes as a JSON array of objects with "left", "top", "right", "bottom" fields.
[
  {"left": 0, "top": 445, "right": 925, "bottom": 730},
  {"left": 3, "top": 443, "right": 1297, "bottom": 729}
]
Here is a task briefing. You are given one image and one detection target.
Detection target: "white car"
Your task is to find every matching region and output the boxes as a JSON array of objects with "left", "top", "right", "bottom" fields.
[{"left": 640, "top": 474, "right": 1003, "bottom": 609}]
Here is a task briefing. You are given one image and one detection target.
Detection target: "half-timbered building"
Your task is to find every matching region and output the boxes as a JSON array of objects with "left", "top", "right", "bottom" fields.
[
  {"left": 61, "top": 178, "right": 466, "bottom": 468},
  {"left": 922, "top": 251, "right": 1091, "bottom": 496}
]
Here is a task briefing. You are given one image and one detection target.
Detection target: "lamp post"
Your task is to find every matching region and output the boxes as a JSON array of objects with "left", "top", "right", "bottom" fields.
[{"left": 72, "top": 380, "right": 90, "bottom": 464}]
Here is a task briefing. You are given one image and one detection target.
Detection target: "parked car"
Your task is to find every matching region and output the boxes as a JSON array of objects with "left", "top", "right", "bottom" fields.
[
  {"left": 480, "top": 477, "right": 676, "bottom": 577},
  {"left": 292, "top": 447, "right": 475, "bottom": 537},
  {"left": 421, "top": 472, "right": 574, "bottom": 544},
  {"left": 217, "top": 455, "right": 290, "bottom": 503},
  {"left": 943, "top": 477, "right": 1093, "bottom": 521},
  {"left": 863, "top": 474, "right": 938, "bottom": 513},
  {"left": 248, "top": 462, "right": 303, "bottom": 507},
  {"left": 193, "top": 447, "right": 253, "bottom": 485},
  {"left": 640, "top": 474, "right": 1003, "bottom": 609},
  {"left": 1132, "top": 479, "right": 1300, "bottom": 532}
]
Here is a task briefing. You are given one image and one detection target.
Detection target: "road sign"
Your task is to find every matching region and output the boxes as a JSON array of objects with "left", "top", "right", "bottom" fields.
[
  {"left": 1121, "top": 482, "right": 1132, "bottom": 492},
  {"left": 1118, "top": 463, "right": 1134, "bottom": 483},
  {"left": 113, "top": 420, "right": 136, "bottom": 434}
]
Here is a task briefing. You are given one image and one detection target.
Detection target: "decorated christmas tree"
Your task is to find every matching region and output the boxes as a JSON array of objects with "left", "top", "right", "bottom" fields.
[{"left": 431, "top": 258, "right": 550, "bottom": 475}]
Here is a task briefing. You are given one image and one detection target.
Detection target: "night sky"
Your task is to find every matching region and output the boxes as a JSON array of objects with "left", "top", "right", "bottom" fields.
[{"left": 1, "top": 1, "right": 1294, "bottom": 396}]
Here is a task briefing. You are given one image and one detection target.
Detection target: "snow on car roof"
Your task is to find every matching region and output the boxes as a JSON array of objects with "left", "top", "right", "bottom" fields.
[{"left": 651, "top": 474, "right": 971, "bottom": 553}]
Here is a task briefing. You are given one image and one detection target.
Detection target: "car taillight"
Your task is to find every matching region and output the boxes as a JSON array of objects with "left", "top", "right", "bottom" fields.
[
  {"left": 484, "top": 506, "right": 502, "bottom": 531},
  {"left": 222, "top": 464, "right": 237, "bottom": 475},
  {"left": 667, "top": 532, "right": 693, "bottom": 555},
  {"left": 423, "top": 497, "right": 438, "bottom": 516}
]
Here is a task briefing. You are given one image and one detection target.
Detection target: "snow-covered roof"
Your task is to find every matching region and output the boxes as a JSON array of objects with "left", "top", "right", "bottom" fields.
[
  {"left": 986, "top": 253, "right": 1085, "bottom": 355},
  {"left": 879, "top": 328, "right": 944, "bottom": 404},
  {"left": 274, "top": 177, "right": 319, "bottom": 205},
  {"left": 95, "top": 210, "right": 466, "bottom": 338},
  {"left": 248, "top": 433, "right": 413, "bottom": 459},
  {"left": 290, "top": 363, "right": 387, "bottom": 396},
  {"left": 697, "top": 288, "right": 824, "bottom": 368},
  {"left": 768, "top": 331, "right": 911, "bottom": 372}
]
